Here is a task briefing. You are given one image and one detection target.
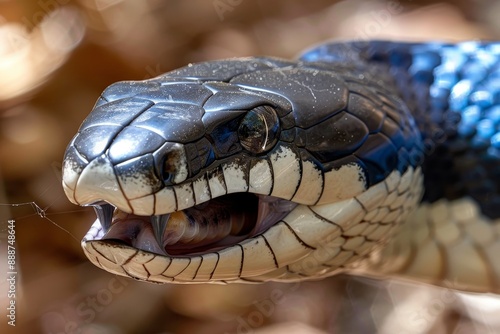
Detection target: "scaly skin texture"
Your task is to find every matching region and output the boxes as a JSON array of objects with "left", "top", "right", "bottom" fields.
[
  {"left": 63, "top": 41, "right": 500, "bottom": 293},
  {"left": 358, "top": 197, "right": 500, "bottom": 293}
]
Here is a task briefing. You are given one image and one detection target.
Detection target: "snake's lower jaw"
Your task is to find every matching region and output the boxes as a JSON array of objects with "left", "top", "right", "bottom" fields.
[{"left": 81, "top": 167, "right": 423, "bottom": 284}]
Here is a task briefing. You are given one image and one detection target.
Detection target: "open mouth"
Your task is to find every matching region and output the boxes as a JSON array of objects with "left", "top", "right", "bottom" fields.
[{"left": 89, "top": 193, "right": 298, "bottom": 257}]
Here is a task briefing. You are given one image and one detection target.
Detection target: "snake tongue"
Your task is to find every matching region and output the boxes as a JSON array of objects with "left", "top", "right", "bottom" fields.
[{"left": 150, "top": 214, "right": 170, "bottom": 247}]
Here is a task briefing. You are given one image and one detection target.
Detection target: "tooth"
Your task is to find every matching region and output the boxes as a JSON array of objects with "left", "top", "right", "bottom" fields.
[
  {"left": 150, "top": 214, "right": 170, "bottom": 247},
  {"left": 93, "top": 204, "right": 114, "bottom": 232}
]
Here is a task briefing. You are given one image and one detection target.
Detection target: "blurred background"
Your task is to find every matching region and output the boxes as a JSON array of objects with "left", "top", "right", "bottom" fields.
[{"left": 1, "top": 0, "right": 500, "bottom": 333}]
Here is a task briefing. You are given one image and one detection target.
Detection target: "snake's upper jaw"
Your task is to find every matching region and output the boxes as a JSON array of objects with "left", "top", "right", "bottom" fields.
[{"left": 85, "top": 194, "right": 297, "bottom": 257}]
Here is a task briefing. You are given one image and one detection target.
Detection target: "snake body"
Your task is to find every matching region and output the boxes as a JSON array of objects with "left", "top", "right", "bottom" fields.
[{"left": 62, "top": 41, "right": 500, "bottom": 293}]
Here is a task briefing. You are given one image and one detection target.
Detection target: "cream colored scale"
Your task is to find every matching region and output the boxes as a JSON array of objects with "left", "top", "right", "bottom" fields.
[
  {"left": 82, "top": 167, "right": 424, "bottom": 284},
  {"left": 359, "top": 197, "right": 500, "bottom": 293}
]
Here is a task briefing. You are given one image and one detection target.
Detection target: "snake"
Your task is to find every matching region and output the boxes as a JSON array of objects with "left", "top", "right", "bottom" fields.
[{"left": 62, "top": 40, "right": 500, "bottom": 293}]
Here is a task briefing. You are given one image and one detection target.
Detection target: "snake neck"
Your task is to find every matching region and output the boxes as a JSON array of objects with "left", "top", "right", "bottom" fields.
[{"left": 302, "top": 41, "right": 500, "bottom": 218}]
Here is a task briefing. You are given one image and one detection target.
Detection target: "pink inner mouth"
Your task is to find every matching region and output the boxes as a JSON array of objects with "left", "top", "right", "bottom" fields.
[{"left": 90, "top": 194, "right": 298, "bottom": 256}]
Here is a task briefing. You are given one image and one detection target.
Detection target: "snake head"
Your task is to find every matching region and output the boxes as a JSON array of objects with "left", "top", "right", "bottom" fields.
[{"left": 62, "top": 57, "right": 424, "bottom": 283}]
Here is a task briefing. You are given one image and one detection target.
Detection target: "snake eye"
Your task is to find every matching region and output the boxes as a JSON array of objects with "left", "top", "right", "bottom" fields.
[{"left": 238, "top": 106, "right": 280, "bottom": 154}]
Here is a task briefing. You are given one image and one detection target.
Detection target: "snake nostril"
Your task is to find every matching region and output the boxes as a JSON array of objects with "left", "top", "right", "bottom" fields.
[
  {"left": 162, "top": 158, "right": 175, "bottom": 184},
  {"left": 162, "top": 172, "right": 171, "bottom": 183},
  {"left": 154, "top": 143, "right": 189, "bottom": 186}
]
